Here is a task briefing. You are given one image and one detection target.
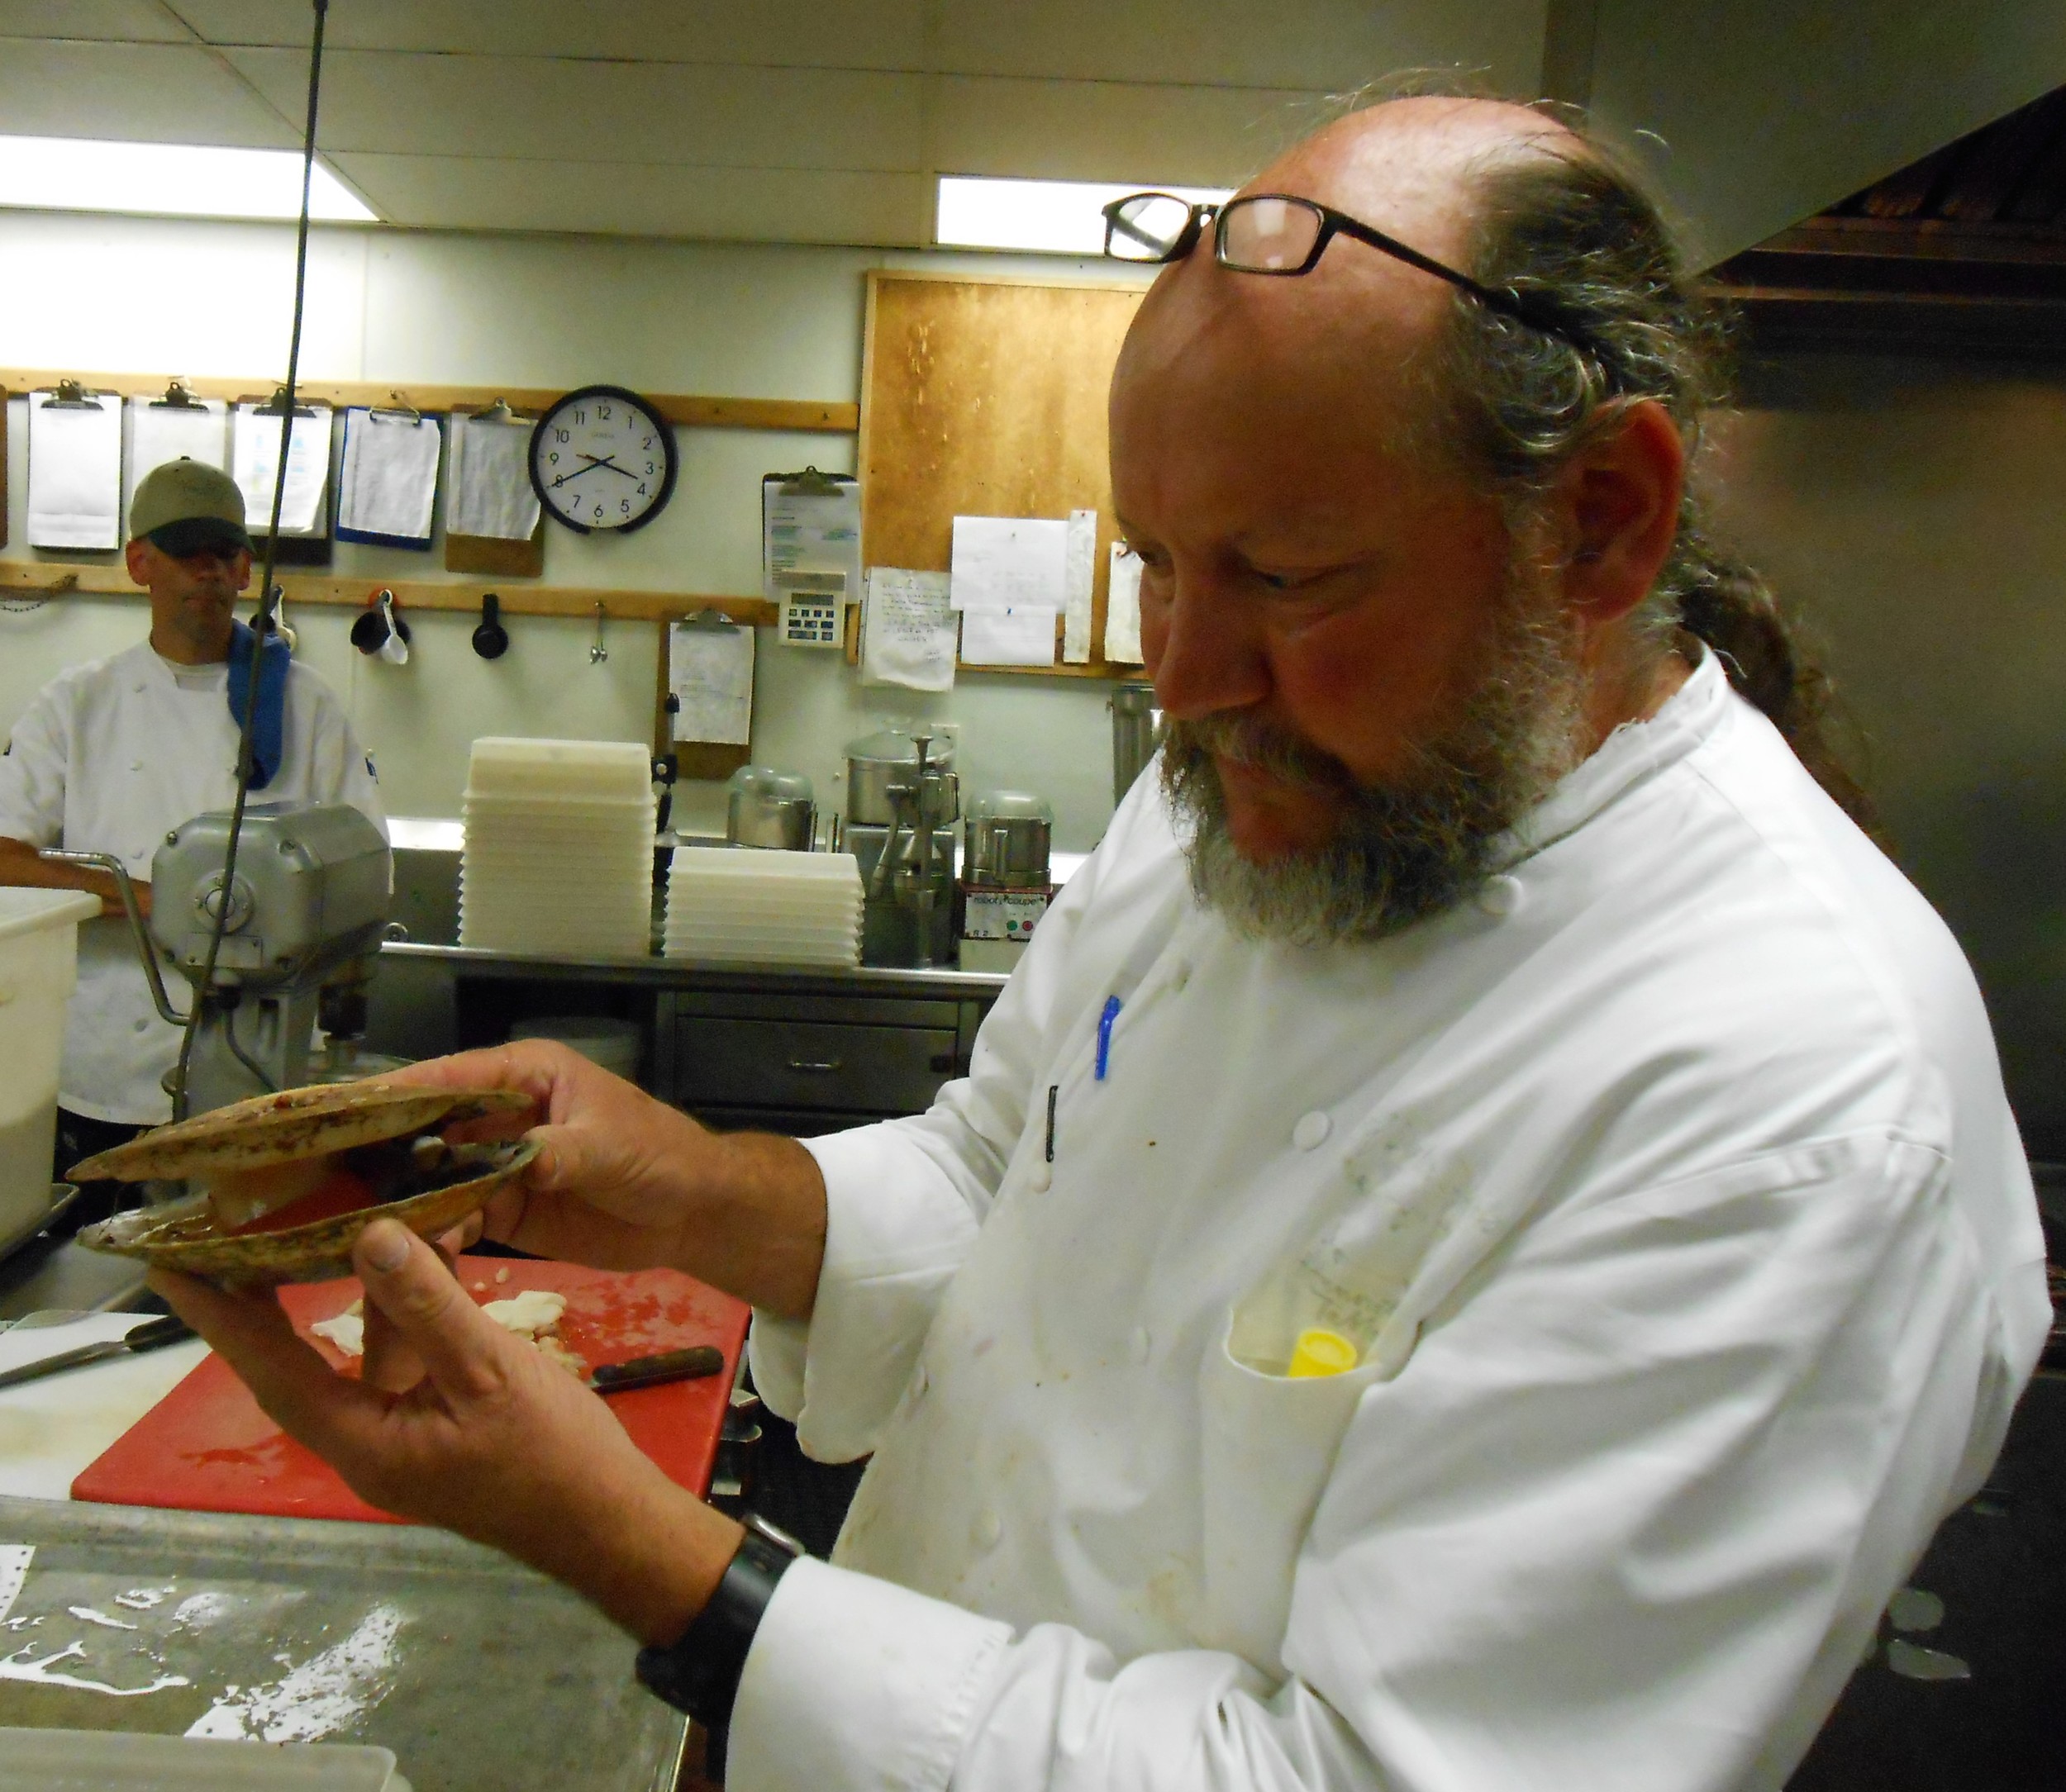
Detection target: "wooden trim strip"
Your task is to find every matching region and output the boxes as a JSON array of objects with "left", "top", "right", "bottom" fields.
[
  {"left": 0, "top": 371, "right": 856, "bottom": 435},
  {"left": 0, "top": 560, "right": 774, "bottom": 627}
]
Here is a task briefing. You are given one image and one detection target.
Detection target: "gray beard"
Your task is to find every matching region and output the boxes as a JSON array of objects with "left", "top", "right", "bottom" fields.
[{"left": 1160, "top": 581, "right": 1590, "bottom": 946}]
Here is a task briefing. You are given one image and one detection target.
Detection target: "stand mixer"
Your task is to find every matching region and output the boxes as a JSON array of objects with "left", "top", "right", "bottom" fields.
[
  {"left": 843, "top": 730, "right": 959, "bottom": 968},
  {"left": 45, "top": 801, "right": 392, "bottom": 1118}
]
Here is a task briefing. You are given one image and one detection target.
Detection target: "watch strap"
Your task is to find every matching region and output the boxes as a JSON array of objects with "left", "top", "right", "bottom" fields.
[{"left": 636, "top": 1527, "right": 797, "bottom": 1782}]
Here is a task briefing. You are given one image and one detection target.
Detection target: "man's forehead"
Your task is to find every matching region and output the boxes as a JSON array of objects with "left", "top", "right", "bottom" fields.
[
  {"left": 1248, "top": 96, "right": 1573, "bottom": 259},
  {"left": 1110, "top": 98, "right": 1574, "bottom": 478}
]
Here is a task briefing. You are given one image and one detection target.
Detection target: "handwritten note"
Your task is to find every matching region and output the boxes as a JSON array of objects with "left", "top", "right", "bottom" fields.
[
  {"left": 860, "top": 568, "right": 958, "bottom": 691},
  {"left": 669, "top": 621, "right": 755, "bottom": 745},
  {"left": 1104, "top": 543, "right": 1145, "bottom": 663},
  {"left": 1062, "top": 508, "right": 1097, "bottom": 663},
  {"left": 950, "top": 515, "right": 1069, "bottom": 611}
]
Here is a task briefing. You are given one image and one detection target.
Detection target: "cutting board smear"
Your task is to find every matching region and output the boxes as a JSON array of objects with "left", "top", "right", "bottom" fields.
[{"left": 74, "top": 1257, "right": 747, "bottom": 1523}]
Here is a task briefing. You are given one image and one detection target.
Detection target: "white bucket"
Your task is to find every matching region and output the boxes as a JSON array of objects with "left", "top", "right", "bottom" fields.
[{"left": 0, "top": 889, "right": 102, "bottom": 1235}]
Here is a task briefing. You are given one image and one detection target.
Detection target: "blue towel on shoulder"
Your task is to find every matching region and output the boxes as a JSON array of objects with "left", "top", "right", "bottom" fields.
[{"left": 227, "top": 619, "right": 292, "bottom": 791}]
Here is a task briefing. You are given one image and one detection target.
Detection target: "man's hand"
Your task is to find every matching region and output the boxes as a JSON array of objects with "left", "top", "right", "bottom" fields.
[
  {"left": 391, "top": 1040, "right": 828, "bottom": 1319},
  {"left": 149, "top": 1219, "right": 741, "bottom": 1645},
  {"left": 0, "top": 834, "right": 149, "bottom": 920}
]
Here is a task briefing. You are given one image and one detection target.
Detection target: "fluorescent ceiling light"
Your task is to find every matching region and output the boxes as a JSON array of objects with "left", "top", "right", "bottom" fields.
[
  {"left": 0, "top": 134, "right": 375, "bottom": 223},
  {"left": 937, "top": 175, "right": 1231, "bottom": 255}
]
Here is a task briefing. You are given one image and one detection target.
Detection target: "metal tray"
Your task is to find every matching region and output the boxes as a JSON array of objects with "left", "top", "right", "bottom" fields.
[{"left": 0, "top": 1496, "right": 687, "bottom": 1792}]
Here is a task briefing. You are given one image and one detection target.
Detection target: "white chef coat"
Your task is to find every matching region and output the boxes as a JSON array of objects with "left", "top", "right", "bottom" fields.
[
  {"left": 740, "top": 650, "right": 2050, "bottom": 1792},
  {"left": 0, "top": 639, "right": 385, "bottom": 1124}
]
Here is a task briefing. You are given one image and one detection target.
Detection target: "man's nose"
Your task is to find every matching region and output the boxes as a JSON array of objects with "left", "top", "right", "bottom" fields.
[{"left": 1145, "top": 566, "right": 1269, "bottom": 721}]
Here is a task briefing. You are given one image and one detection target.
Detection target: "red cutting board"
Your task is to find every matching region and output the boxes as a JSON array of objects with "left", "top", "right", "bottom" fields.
[{"left": 72, "top": 1257, "right": 749, "bottom": 1523}]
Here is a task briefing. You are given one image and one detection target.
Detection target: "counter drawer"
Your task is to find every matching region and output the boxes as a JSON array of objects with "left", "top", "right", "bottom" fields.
[{"left": 673, "top": 1016, "right": 957, "bottom": 1115}]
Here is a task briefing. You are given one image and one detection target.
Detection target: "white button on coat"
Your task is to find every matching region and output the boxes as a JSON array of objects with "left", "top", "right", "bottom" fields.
[
  {"left": 1477, "top": 874, "right": 1524, "bottom": 916},
  {"left": 1292, "top": 1111, "right": 1331, "bottom": 1151},
  {"left": 972, "top": 1509, "right": 1002, "bottom": 1551}
]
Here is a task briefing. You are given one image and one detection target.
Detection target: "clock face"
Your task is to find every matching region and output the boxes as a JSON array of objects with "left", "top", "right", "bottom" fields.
[{"left": 529, "top": 385, "right": 678, "bottom": 535}]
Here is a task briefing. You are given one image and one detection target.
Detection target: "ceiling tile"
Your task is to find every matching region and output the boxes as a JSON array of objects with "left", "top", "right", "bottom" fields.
[
  {"left": 172, "top": 0, "right": 929, "bottom": 68},
  {"left": 0, "top": 40, "right": 296, "bottom": 145},
  {"left": 226, "top": 49, "right": 926, "bottom": 169},
  {"left": 932, "top": 76, "right": 1322, "bottom": 186},
  {"left": 333, "top": 152, "right": 930, "bottom": 245},
  {"left": 0, "top": 2, "right": 184, "bottom": 40},
  {"left": 934, "top": 0, "right": 1548, "bottom": 93}
]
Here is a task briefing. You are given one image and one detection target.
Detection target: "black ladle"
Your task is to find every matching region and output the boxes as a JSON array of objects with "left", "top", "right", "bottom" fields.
[{"left": 472, "top": 592, "right": 509, "bottom": 660}]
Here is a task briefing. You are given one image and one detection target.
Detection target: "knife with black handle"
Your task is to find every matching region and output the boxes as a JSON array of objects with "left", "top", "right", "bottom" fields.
[
  {"left": 0, "top": 1314, "right": 194, "bottom": 1391},
  {"left": 588, "top": 1344, "right": 725, "bottom": 1395}
]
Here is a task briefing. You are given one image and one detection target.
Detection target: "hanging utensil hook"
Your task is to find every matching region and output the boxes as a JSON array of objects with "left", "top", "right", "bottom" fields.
[{"left": 590, "top": 601, "right": 608, "bottom": 664}]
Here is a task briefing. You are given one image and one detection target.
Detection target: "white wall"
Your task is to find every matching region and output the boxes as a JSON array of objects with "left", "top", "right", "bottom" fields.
[{"left": 0, "top": 212, "right": 1145, "bottom": 849}]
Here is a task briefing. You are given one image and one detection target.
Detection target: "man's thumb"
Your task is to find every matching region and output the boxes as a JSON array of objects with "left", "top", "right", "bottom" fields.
[{"left": 353, "top": 1219, "right": 507, "bottom": 1400}]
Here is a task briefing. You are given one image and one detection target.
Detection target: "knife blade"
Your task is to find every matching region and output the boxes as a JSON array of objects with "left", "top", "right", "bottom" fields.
[
  {"left": 588, "top": 1343, "right": 725, "bottom": 1395},
  {"left": 0, "top": 1314, "right": 194, "bottom": 1391}
]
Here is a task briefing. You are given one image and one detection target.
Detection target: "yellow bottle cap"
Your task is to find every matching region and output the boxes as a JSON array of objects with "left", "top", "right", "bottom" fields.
[{"left": 1286, "top": 1327, "right": 1359, "bottom": 1378}]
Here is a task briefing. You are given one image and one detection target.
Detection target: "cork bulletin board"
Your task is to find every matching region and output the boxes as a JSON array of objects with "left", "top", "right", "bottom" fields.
[{"left": 854, "top": 269, "right": 1149, "bottom": 679}]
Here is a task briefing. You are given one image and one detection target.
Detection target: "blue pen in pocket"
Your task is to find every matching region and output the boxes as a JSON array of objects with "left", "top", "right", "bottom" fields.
[{"left": 1094, "top": 995, "right": 1121, "bottom": 1081}]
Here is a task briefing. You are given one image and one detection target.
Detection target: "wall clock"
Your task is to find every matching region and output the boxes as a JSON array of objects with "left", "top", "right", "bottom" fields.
[{"left": 529, "top": 384, "right": 679, "bottom": 535}]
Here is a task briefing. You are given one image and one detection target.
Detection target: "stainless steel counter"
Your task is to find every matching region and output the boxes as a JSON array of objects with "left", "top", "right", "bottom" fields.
[
  {"left": 367, "top": 943, "right": 1007, "bottom": 1138},
  {"left": 379, "top": 940, "right": 1007, "bottom": 999}
]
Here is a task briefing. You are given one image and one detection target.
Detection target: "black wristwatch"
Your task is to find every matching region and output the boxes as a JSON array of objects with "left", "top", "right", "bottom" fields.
[{"left": 636, "top": 1512, "right": 805, "bottom": 1782}]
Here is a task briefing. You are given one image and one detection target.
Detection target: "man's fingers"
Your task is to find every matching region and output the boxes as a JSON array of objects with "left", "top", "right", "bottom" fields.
[
  {"left": 146, "top": 1268, "right": 391, "bottom": 1459},
  {"left": 352, "top": 1220, "right": 515, "bottom": 1404}
]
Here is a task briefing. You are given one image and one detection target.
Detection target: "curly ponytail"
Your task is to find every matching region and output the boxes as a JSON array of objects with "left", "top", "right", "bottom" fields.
[{"left": 1417, "top": 115, "right": 1873, "bottom": 826}]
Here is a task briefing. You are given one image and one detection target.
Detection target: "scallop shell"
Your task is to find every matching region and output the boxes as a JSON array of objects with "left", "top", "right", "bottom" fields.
[
  {"left": 76, "top": 1139, "right": 540, "bottom": 1287},
  {"left": 69, "top": 1081, "right": 532, "bottom": 1184}
]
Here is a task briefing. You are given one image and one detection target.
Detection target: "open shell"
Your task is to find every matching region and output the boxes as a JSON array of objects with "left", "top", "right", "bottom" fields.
[
  {"left": 69, "top": 1082, "right": 532, "bottom": 1184},
  {"left": 77, "top": 1138, "right": 540, "bottom": 1287}
]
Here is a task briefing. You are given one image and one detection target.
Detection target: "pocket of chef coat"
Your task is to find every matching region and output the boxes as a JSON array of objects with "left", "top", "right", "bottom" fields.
[{"left": 1195, "top": 1311, "right": 1384, "bottom": 1674}]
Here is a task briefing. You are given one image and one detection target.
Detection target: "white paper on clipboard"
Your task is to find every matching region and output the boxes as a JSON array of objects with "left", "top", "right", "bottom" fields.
[
  {"left": 126, "top": 397, "right": 229, "bottom": 527},
  {"left": 232, "top": 402, "right": 333, "bottom": 535},
  {"left": 27, "top": 392, "right": 122, "bottom": 549},
  {"left": 669, "top": 620, "right": 755, "bottom": 745},
  {"left": 763, "top": 473, "right": 861, "bottom": 611},
  {"left": 860, "top": 568, "right": 957, "bottom": 691}
]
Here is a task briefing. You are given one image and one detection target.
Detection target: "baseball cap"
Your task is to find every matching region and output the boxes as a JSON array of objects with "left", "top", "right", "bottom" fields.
[{"left": 129, "top": 459, "right": 252, "bottom": 556}]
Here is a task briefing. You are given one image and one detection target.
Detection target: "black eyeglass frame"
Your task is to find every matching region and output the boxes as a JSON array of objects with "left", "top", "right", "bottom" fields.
[{"left": 1102, "top": 190, "right": 1593, "bottom": 359}]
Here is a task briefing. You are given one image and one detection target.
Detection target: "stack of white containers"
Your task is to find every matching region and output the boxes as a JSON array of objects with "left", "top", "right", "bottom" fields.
[
  {"left": 459, "top": 738, "right": 655, "bottom": 957},
  {"left": 664, "top": 848, "right": 864, "bottom": 967}
]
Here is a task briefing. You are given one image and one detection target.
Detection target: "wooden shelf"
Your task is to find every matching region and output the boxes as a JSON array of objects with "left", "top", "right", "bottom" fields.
[{"left": 0, "top": 369, "right": 856, "bottom": 435}]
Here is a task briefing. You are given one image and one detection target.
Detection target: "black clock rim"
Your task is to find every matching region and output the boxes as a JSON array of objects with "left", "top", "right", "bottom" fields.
[{"left": 528, "top": 383, "right": 681, "bottom": 537}]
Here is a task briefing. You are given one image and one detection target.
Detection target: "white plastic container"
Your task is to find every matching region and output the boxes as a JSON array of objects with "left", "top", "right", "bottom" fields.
[
  {"left": 0, "top": 1727, "right": 408, "bottom": 1790},
  {"left": 0, "top": 888, "right": 99, "bottom": 1238}
]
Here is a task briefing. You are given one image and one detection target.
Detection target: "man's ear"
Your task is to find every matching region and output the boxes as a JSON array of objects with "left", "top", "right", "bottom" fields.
[
  {"left": 232, "top": 550, "right": 254, "bottom": 594},
  {"left": 1550, "top": 397, "right": 1685, "bottom": 625},
  {"left": 123, "top": 538, "right": 153, "bottom": 588}
]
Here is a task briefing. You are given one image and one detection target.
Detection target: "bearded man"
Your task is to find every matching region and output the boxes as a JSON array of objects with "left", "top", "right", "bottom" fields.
[{"left": 159, "top": 96, "right": 2049, "bottom": 1792}]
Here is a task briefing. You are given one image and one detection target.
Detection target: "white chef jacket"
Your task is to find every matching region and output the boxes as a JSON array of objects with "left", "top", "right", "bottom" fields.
[
  {"left": 0, "top": 639, "right": 385, "bottom": 1124},
  {"left": 741, "top": 651, "right": 2050, "bottom": 1792}
]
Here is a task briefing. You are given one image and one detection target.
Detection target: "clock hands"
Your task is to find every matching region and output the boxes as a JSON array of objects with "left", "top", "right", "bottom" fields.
[{"left": 549, "top": 453, "right": 638, "bottom": 492}]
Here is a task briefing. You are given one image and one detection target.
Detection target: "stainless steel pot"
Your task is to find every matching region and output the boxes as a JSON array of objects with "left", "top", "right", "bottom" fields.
[
  {"left": 845, "top": 730, "right": 959, "bottom": 828},
  {"left": 964, "top": 791, "right": 1054, "bottom": 889},
  {"left": 726, "top": 767, "right": 817, "bottom": 851}
]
